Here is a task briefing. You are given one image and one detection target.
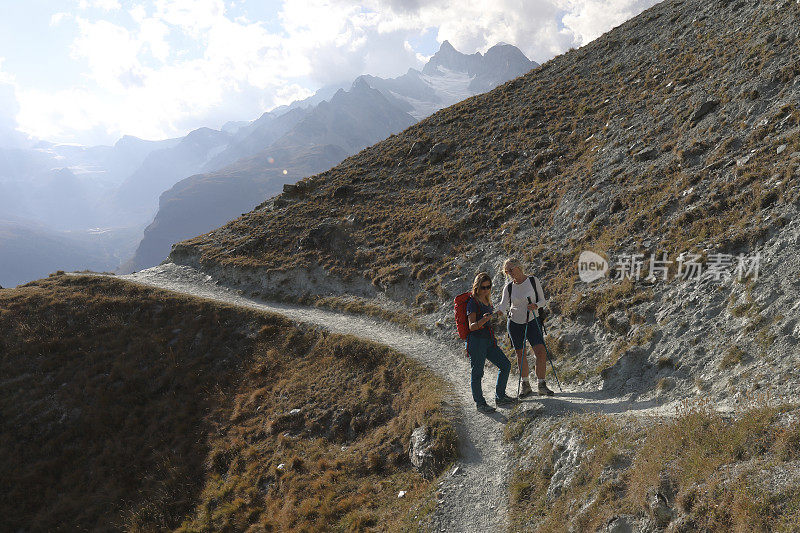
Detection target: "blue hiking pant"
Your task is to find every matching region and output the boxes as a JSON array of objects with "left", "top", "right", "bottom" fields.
[{"left": 466, "top": 333, "right": 511, "bottom": 406}]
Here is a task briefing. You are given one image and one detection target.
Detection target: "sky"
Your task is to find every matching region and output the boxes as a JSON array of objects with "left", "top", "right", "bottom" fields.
[{"left": 0, "top": 0, "right": 660, "bottom": 147}]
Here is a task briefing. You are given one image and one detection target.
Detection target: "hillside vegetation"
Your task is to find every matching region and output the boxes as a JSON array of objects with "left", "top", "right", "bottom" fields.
[
  {"left": 165, "top": 0, "right": 800, "bottom": 417},
  {"left": 0, "top": 275, "right": 456, "bottom": 531},
  {"left": 174, "top": 0, "right": 799, "bottom": 312},
  {"left": 505, "top": 399, "right": 800, "bottom": 532}
]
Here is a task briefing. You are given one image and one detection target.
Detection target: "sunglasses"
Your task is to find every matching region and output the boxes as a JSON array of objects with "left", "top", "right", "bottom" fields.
[{"left": 480, "top": 284, "right": 492, "bottom": 290}]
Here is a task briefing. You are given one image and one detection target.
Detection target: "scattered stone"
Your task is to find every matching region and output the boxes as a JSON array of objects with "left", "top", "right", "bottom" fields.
[
  {"left": 777, "top": 144, "right": 787, "bottom": 154},
  {"left": 397, "top": 490, "right": 406, "bottom": 498},
  {"left": 276, "top": 463, "right": 285, "bottom": 470}
]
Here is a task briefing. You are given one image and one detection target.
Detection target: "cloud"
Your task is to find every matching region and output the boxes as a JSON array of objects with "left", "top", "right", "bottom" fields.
[
  {"left": 557, "top": 0, "right": 661, "bottom": 44},
  {"left": 11, "top": 0, "right": 660, "bottom": 145},
  {"left": 78, "top": 0, "right": 122, "bottom": 10},
  {"left": 0, "top": 59, "right": 28, "bottom": 148},
  {"left": 16, "top": 2, "right": 314, "bottom": 144}
]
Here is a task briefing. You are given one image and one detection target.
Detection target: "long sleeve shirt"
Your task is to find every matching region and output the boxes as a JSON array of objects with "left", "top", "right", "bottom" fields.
[{"left": 496, "top": 275, "right": 548, "bottom": 325}]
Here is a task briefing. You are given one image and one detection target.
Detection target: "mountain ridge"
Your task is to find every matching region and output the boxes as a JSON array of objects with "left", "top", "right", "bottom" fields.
[{"left": 128, "top": 40, "right": 536, "bottom": 271}]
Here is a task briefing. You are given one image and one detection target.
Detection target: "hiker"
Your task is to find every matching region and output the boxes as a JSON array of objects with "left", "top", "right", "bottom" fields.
[
  {"left": 497, "top": 258, "right": 554, "bottom": 397},
  {"left": 465, "top": 272, "right": 515, "bottom": 412}
]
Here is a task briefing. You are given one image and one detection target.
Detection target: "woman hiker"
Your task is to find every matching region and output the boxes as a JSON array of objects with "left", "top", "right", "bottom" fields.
[
  {"left": 497, "top": 258, "right": 555, "bottom": 397},
  {"left": 466, "top": 272, "right": 516, "bottom": 413}
]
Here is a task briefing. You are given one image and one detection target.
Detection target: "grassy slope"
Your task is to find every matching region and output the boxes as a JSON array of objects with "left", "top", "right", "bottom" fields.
[
  {"left": 506, "top": 401, "right": 800, "bottom": 532},
  {"left": 0, "top": 275, "right": 456, "bottom": 532},
  {"left": 176, "top": 0, "right": 799, "bottom": 316}
]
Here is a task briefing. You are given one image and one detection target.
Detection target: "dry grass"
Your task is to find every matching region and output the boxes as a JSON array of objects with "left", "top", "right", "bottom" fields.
[
  {"left": 509, "top": 400, "right": 800, "bottom": 532},
  {"left": 0, "top": 275, "right": 456, "bottom": 532},
  {"left": 170, "top": 0, "right": 799, "bottom": 320}
]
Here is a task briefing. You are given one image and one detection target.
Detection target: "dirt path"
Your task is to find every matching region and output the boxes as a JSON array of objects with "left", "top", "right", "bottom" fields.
[{"left": 113, "top": 264, "right": 679, "bottom": 531}]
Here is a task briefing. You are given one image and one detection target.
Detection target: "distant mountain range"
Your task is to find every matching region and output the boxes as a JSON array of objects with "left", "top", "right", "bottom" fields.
[
  {"left": 0, "top": 41, "right": 537, "bottom": 286},
  {"left": 128, "top": 41, "right": 537, "bottom": 271}
]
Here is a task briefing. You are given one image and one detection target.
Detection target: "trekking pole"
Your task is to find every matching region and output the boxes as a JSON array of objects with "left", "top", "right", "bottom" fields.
[
  {"left": 517, "top": 305, "right": 530, "bottom": 398},
  {"left": 533, "top": 312, "right": 563, "bottom": 393}
]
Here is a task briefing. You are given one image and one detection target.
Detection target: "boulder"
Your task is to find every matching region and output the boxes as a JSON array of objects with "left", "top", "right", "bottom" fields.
[
  {"left": 408, "top": 140, "right": 429, "bottom": 157},
  {"left": 607, "top": 516, "right": 633, "bottom": 533},
  {"left": 408, "top": 425, "right": 437, "bottom": 478},
  {"left": 428, "top": 142, "right": 450, "bottom": 164},
  {"left": 299, "top": 223, "right": 348, "bottom": 250},
  {"left": 633, "top": 147, "right": 658, "bottom": 161},
  {"left": 270, "top": 408, "right": 305, "bottom": 434},
  {"left": 648, "top": 489, "right": 674, "bottom": 526},
  {"left": 327, "top": 409, "right": 353, "bottom": 442},
  {"left": 498, "top": 150, "right": 519, "bottom": 165},
  {"left": 283, "top": 183, "right": 301, "bottom": 195},
  {"left": 332, "top": 184, "right": 355, "bottom": 199},
  {"left": 689, "top": 99, "right": 720, "bottom": 125}
]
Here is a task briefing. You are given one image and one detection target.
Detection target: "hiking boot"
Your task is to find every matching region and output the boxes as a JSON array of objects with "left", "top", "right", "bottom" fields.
[
  {"left": 495, "top": 395, "right": 518, "bottom": 406},
  {"left": 519, "top": 381, "right": 533, "bottom": 398},
  {"left": 476, "top": 403, "right": 496, "bottom": 413},
  {"left": 538, "top": 382, "right": 555, "bottom": 396}
]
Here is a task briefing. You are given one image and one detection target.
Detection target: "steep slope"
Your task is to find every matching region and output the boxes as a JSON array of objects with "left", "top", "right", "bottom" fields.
[
  {"left": 110, "top": 127, "right": 233, "bottom": 225},
  {"left": 170, "top": 0, "right": 800, "bottom": 405},
  {"left": 128, "top": 80, "right": 414, "bottom": 271},
  {"left": 199, "top": 107, "right": 309, "bottom": 171},
  {"left": 128, "top": 41, "right": 536, "bottom": 271},
  {"left": 130, "top": 143, "right": 348, "bottom": 271},
  {"left": 0, "top": 274, "right": 455, "bottom": 531},
  {"left": 422, "top": 40, "right": 538, "bottom": 94}
]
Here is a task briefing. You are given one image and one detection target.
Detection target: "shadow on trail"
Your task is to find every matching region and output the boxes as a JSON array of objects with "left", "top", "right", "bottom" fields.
[{"left": 519, "top": 389, "right": 667, "bottom": 416}]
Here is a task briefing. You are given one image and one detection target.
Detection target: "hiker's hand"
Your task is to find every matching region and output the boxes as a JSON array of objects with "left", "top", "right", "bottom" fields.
[{"left": 528, "top": 303, "right": 538, "bottom": 311}]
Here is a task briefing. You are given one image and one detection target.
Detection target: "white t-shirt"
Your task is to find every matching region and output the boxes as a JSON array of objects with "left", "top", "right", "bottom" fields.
[{"left": 496, "top": 275, "right": 548, "bottom": 325}]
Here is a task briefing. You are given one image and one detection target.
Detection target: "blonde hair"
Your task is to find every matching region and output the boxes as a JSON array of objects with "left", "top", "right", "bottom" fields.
[
  {"left": 471, "top": 272, "right": 493, "bottom": 299},
  {"left": 503, "top": 258, "right": 523, "bottom": 278}
]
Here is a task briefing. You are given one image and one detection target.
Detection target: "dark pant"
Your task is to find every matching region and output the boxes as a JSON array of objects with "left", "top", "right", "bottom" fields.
[
  {"left": 507, "top": 318, "right": 545, "bottom": 349},
  {"left": 466, "top": 334, "right": 511, "bottom": 406}
]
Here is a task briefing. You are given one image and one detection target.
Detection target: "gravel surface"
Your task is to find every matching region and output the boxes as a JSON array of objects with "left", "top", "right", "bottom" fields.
[{"left": 113, "top": 264, "right": 684, "bottom": 531}]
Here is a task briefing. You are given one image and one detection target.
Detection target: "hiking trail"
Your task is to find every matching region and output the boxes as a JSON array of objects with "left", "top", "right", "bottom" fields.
[{"left": 112, "top": 264, "right": 681, "bottom": 532}]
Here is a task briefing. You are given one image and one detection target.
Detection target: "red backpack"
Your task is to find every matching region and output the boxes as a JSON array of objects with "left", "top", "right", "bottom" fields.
[{"left": 454, "top": 292, "right": 473, "bottom": 340}]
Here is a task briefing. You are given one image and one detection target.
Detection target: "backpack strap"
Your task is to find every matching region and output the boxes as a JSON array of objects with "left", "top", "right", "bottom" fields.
[{"left": 529, "top": 276, "right": 542, "bottom": 304}]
